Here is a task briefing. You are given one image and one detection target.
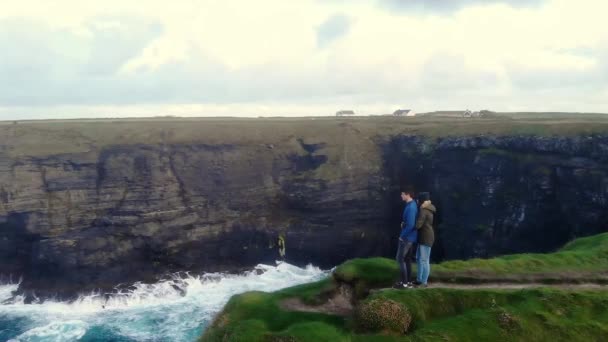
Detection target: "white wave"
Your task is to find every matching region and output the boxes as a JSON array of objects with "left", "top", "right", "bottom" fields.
[
  {"left": 9, "top": 321, "right": 88, "bottom": 342},
  {"left": 0, "top": 282, "right": 19, "bottom": 303},
  {"left": 0, "top": 262, "right": 328, "bottom": 342}
]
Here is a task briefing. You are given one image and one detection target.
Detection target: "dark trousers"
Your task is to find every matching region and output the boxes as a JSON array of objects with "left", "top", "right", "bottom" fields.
[{"left": 396, "top": 240, "right": 415, "bottom": 283}]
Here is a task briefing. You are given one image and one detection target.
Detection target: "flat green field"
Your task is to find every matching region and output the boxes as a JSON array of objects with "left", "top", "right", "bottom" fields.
[{"left": 2, "top": 113, "right": 608, "bottom": 158}]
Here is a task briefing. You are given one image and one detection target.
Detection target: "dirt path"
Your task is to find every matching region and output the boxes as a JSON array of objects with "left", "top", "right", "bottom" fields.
[
  {"left": 427, "top": 282, "right": 607, "bottom": 290},
  {"left": 372, "top": 282, "right": 608, "bottom": 292},
  {"left": 280, "top": 285, "right": 354, "bottom": 316},
  {"left": 281, "top": 297, "right": 353, "bottom": 316}
]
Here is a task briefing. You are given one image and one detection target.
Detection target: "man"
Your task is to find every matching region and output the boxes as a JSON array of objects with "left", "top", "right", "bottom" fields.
[
  {"left": 414, "top": 192, "right": 436, "bottom": 288},
  {"left": 394, "top": 189, "right": 418, "bottom": 289}
]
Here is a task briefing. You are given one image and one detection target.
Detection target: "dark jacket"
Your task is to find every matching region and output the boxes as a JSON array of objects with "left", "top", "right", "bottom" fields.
[
  {"left": 416, "top": 202, "right": 436, "bottom": 247},
  {"left": 400, "top": 200, "right": 418, "bottom": 242}
]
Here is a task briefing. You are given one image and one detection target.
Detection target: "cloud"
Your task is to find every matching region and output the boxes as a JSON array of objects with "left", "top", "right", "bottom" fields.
[
  {"left": 506, "top": 45, "right": 608, "bottom": 91},
  {"left": 377, "top": 0, "right": 545, "bottom": 14},
  {"left": 316, "top": 14, "right": 352, "bottom": 48},
  {"left": 417, "top": 53, "right": 501, "bottom": 91},
  {"left": 82, "top": 16, "right": 163, "bottom": 75},
  {"left": 0, "top": 0, "right": 607, "bottom": 117},
  {"left": 0, "top": 16, "right": 163, "bottom": 106}
]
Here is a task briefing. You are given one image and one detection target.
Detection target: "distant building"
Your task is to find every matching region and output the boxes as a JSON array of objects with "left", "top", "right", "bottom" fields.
[
  {"left": 393, "top": 109, "right": 416, "bottom": 117},
  {"left": 463, "top": 109, "right": 493, "bottom": 118},
  {"left": 336, "top": 110, "right": 355, "bottom": 116},
  {"left": 463, "top": 109, "right": 477, "bottom": 118}
]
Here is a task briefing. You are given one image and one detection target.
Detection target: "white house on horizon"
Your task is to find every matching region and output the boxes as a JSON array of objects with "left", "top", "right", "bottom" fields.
[
  {"left": 336, "top": 110, "right": 355, "bottom": 116},
  {"left": 393, "top": 109, "right": 416, "bottom": 117}
]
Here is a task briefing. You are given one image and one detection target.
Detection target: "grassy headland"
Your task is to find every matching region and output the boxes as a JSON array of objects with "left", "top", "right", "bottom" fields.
[
  {"left": 200, "top": 233, "right": 608, "bottom": 341},
  {"left": 335, "top": 232, "right": 608, "bottom": 290}
]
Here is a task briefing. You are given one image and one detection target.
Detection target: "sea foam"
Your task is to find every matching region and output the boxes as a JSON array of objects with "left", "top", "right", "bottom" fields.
[{"left": 0, "top": 262, "right": 328, "bottom": 342}]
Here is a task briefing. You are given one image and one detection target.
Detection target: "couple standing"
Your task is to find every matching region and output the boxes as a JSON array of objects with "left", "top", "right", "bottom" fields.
[{"left": 395, "top": 190, "right": 436, "bottom": 289}]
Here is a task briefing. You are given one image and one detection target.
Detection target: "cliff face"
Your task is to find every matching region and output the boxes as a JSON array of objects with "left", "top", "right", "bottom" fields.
[
  {"left": 0, "top": 137, "right": 389, "bottom": 296},
  {"left": 1, "top": 119, "right": 607, "bottom": 296},
  {"left": 383, "top": 135, "right": 608, "bottom": 261}
]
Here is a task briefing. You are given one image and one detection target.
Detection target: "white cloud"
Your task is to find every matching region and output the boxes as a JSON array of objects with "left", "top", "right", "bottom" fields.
[
  {"left": 376, "top": 0, "right": 544, "bottom": 13},
  {"left": 0, "top": 0, "right": 607, "bottom": 119}
]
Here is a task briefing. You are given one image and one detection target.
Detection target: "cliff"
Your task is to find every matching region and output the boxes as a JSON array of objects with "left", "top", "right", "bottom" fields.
[
  {"left": 200, "top": 233, "right": 608, "bottom": 341},
  {"left": 1, "top": 116, "right": 607, "bottom": 297}
]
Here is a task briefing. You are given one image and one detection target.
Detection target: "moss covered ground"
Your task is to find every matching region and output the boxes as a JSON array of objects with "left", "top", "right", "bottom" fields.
[
  {"left": 200, "top": 233, "right": 608, "bottom": 341},
  {"left": 335, "top": 232, "right": 608, "bottom": 288}
]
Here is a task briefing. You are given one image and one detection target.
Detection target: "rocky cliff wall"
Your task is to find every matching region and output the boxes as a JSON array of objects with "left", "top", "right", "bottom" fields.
[
  {"left": 1, "top": 119, "right": 607, "bottom": 297},
  {"left": 383, "top": 135, "right": 608, "bottom": 261}
]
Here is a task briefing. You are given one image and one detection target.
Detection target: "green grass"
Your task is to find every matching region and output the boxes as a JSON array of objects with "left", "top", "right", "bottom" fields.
[
  {"left": 369, "top": 288, "right": 608, "bottom": 341},
  {"left": 201, "top": 287, "right": 608, "bottom": 341},
  {"left": 200, "top": 284, "right": 347, "bottom": 342},
  {"left": 200, "top": 233, "right": 608, "bottom": 341},
  {"left": 335, "top": 233, "right": 608, "bottom": 288},
  {"left": 2, "top": 115, "right": 608, "bottom": 158}
]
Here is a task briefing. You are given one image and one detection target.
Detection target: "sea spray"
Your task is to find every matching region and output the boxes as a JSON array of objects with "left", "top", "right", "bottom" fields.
[{"left": 0, "top": 262, "right": 328, "bottom": 342}]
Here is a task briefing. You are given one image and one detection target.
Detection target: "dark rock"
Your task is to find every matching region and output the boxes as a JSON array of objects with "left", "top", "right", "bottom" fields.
[
  {"left": 382, "top": 135, "right": 608, "bottom": 261},
  {"left": 254, "top": 268, "right": 265, "bottom": 275},
  {"left": 0, "top": 135, "right": 607, "bottom": 298}
]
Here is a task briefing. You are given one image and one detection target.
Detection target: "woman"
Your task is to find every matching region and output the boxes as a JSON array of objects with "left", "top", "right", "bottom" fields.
[{"left": 415, "top": 192, "right": 436, "bottom": 288}]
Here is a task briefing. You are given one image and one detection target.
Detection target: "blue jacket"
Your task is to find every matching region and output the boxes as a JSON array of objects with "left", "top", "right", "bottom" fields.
[{"left": 400, "top": 200, "right": 418, "bottom": 242}]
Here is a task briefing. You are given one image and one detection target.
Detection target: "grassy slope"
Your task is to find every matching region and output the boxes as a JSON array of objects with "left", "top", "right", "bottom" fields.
[
  {"left": 202, "top": 288, "right": 608, "bottom": 342},
  {"left": 364, "top": 288, "right": 608, "bottom": 341},
  {"left": 200, "top": 233, "right": 608, "bottom": 341},
  {"left": 200, "top": 279, "right": 347, "bottom": 342},
  {"left": 335, "top": 232, "right": 608, "bottom": 288}
]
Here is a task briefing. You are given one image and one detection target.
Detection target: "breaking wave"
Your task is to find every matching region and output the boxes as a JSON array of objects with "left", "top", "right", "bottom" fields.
[{"left": 0, "top": 262, "right": 328, "bottom": 341}]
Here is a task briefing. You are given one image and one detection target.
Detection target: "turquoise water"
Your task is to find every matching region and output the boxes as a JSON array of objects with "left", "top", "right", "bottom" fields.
[{"left": 0, "top": 263, "right": 327, "bottom": 341}]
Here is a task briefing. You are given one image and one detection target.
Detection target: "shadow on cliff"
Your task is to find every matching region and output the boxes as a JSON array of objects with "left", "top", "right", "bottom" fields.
[
  {"left": 380, "top": 136, "right": 446, "bottom": 262},
  {"left": 380, "top": 134, "right": 608, "bottom": 263},
  {"left": 0, "top": 213, "right": 38, "bottom": 280}
]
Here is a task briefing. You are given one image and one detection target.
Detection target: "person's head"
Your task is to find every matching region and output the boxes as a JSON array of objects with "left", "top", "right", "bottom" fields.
[
  {"left": 417, "top": 192, "right": 431, "bottom": 206},
  {"left": 400, "top": 189, "right": 414, "bottom": 202}
]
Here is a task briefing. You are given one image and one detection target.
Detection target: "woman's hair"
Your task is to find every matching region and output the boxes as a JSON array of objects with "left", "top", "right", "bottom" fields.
[{"left": 417, "top": 192, "right": 431, "bottom": 203}]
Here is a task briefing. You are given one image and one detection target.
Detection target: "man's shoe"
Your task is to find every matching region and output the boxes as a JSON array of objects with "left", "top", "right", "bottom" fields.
[
  {"left": 413, "top": 280, "right": 423, "bottom": 286},
  {"left": 393, "top": 282, "right": 412, "bottom": 289}
]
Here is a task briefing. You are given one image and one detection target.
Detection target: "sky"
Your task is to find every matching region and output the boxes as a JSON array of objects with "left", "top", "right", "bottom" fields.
[{"left": 0, "top": 0, "right": 607, "bottom": 119}]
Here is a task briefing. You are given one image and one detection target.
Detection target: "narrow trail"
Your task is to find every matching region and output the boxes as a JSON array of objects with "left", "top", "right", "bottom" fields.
[
  {"left": 373, "top": 282, "right": 608, "bottom": 291},
  {"left": 423, "top": 282, "right": 607, "bottom": 290}
]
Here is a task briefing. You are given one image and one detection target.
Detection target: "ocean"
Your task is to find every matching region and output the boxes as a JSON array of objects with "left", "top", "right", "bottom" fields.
[{"left": 0, "top": 262, "right": 327, "bottom": 341}]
